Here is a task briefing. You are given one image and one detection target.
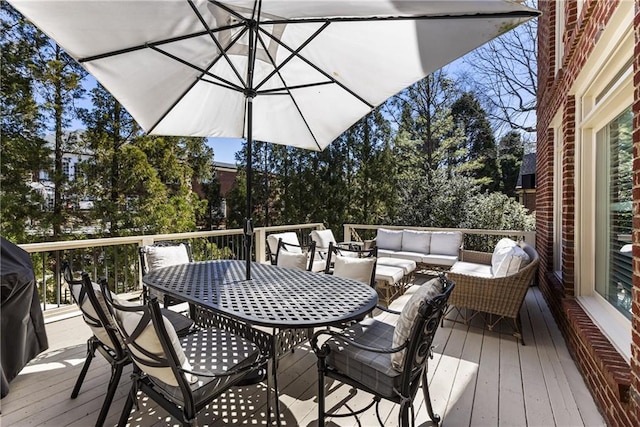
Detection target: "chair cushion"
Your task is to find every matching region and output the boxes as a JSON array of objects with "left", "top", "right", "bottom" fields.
[
  {"left": 402, "top": 230, "right": 431, "bottom": 254},
  {"left": 266, "top": 232, "right": 301, "bottom": 255},
  {"left": 491, "top": 238, "right": 530, "bottom": 277},
  {"left": 276, "top": 251, "right": 308, "bottom": 270},
  {"left": 449, "top": 261, "right": 494, "bottom": 278},
  {"left": 71, "top": 281, "right": 123, "bottom": 349},
  {"left": 150, "top": 327, "right": 260, "bottom": 406},
  {"left": 334, "top": 255, "right": 376, "bottom": 286},
  {"left": 145, "top": 244, "right": 190, "bottom": 271},
  {"left": 310, "top": 229, "right": 337, "bottom": 250},
  {"left": 391, "top": 277, "right": 443, "bottom": 370},
  {"left": 114, "top": 308, "right": 194, "bottom": 387},
  {"left": 327, "top": 318, "right": 401, "bottom": 397},
  {"left": 376, "top": 257, "right": 417, "bottom": 275},
  {"left": 376, "top": 228, "right": 403, "bottom": 251},
  {"left": 310, "top": 257, "right": 327, "bottom": 273},
  {"left": 374, "top": 265, "right": 404, "bottom": 285}
]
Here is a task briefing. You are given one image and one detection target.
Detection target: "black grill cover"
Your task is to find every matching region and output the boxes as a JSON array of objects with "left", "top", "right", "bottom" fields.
[{"left": 1, "top": 237, "right": 48, "bottom": 398}]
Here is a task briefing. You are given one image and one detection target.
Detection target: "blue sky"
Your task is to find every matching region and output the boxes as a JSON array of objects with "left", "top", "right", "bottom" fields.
[{"left": 208, "top": 137, "right": 243, "bottom": 164}]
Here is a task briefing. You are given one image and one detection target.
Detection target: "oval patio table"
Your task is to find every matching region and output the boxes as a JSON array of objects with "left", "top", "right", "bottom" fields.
[{"left": 142, "top": 259, "right": 378, "bottom": 425}]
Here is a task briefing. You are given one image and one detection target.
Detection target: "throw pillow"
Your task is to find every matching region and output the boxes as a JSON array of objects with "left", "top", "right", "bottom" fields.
[
  {"left": 333, "top": 255, "right": 376, "bottom": 286},
  {"left": 491, "top": 238, "right": 518, "bottom": 274},
  {"left": 276, "top": 250, "right": 309, "bottom": 270},
  {"left": 376, "top": 228, "right": 403, "bottom": 251},
  {"left": 145, "top": 244, "right": 190, "bottom": 272},
  {"left": 391, "top": 277, "right": 443, "bottom": 370}
]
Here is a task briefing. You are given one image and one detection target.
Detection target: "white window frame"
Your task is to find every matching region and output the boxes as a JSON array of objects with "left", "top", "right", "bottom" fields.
[
  {"left": 572, "top": 4, "right": 634, "bottom": 362},
  {"left": 552, "top": 114, "right": 563, "bottom": 278},
  {"left": 554, "top": 0, "right": 565, "bottom": 75}
]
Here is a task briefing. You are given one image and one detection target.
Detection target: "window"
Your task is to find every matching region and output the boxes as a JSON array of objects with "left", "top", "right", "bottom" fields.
[
  {"left": 595, "top": 108, "right": 633, "bottom": 319},
  {"left": 553, "top": 124, "right": 563, "bottom": 277}
]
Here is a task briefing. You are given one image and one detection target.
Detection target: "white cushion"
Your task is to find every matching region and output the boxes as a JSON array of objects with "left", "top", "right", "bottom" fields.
[
  {"left": 115, "top": 308, "right": 194, "bottom": 386},
  {"left": 376, "top": 228, "right": 403, "bottom": 251},
  {"left": 145, "top": 244, "right": 190, "bottom": 271},
  {"left": 267, "top": 232, "right": 301, "bottom": 255},
  {"left": 333, "top": 255, "right": 376, "bottom": 286},
  {"left": 375, "top": 265, "right": 404, "bottom": 285},
  {"left": 376, "top": 257, "right": 417, "bottom": 275},
  {"left": 491, "top": 238, "right": 517, "bottom": 273},
  {"left": 430, "top": 232, "right": 462, "bottom": 256},
  {"left": 450, "top": 261, "right": 494, "bottom": 278},
  {"left": 71, "top": 281, "right": 122, "bottom": 348},
  {"left": 276, "top": 251, "right": 309, "bottom": 270},
  {"left": 401, "top": 230, "right": 431, "bottom": 254},
  {"left": 391, "top": 277, "right": 443, "bottom": 370},
  {"left": 493, "top": 244, "right": 531, "bottom": 278},
  {"left": 310, "top": 229, "right": 337, "bottom": 249}
]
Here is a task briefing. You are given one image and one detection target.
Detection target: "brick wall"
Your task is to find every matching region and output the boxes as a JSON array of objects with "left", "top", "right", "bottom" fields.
[{"left": 537, "top": 1, "right": 640, "bottom": 425}]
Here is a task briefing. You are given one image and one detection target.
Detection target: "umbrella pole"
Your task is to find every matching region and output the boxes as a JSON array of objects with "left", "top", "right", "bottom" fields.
[{"left": 244, "top": 96, "right": 254, "bottom": 280}]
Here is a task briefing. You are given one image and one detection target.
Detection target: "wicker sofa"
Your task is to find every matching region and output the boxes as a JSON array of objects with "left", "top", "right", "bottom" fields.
[{"left": 445, "top": 240, "right": 539, "bottom": 344}]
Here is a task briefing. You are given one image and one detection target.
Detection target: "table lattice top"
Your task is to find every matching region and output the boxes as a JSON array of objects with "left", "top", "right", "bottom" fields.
[{"left": 143, "top": 260, "right": 378, "bottom": 328}]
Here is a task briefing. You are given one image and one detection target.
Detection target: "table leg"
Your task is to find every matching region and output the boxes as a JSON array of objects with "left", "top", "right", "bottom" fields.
[{"left": 267, "top": 331, "right": 282, "bottom": 426}]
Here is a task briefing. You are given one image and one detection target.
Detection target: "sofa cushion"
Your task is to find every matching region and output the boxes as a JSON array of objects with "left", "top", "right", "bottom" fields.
[
  {"left": 402, "top": 230, "right": 431, "bottom": 254},
  {"left": 375, "top": 265, "right": 405, "bottom": 285},
  {"left": 310, "top": 229, "right": 336, "bottom": 250},
  {"left": 388, "top": 250, "right": 424, "bottom": 264},
  {"left": 449, "top": 261, "right": 494, "bottom": 278},
  {"left": 391, "top": 277, "right": 443, "bottom": 370},
  {"left": 266, "top": 232, "right": 301, "bottom": 256},
  {"left": 376, "top": 228, "right": 403, "bottom": 251},
  {"left": 377, "top": 257, "right": 417, "bottom": 275},
  {"left": 430, "top": 232, "right": 462, "bottom": 256},
  {"left": 421, "top": 254, "right": 459, "bottom": 268}
]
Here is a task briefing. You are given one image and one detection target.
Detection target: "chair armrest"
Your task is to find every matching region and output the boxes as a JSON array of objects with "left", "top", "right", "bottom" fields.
[
  {"left": 376, "top": 305, "right": 401, "bottom": 315},
  {"left": 311, "top": 328, "right": 406, "bottom": 356},
  {"left": 459, "top": 249, "right": 492, "bottom": 265}
]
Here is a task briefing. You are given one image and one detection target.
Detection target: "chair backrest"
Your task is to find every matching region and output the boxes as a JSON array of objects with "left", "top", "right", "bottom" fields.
[
  {"left": 61, "top": 261, "right": 125, "bottom": 356},
  {"left": 324, "top": 242, "right": 378, "bottom": 287},
  {"left": 394, "top": 275, "right": 455, "bottom": 394},
  {"left": 266, "top": 232, "right": 301, "bottom": 264},
  {"left": 139, "top": 242, "right": 193, "bottom": 276},
  {"left": 275, "top": 238, "right": 316, "bottom": 271},
  {"left": 100, "top": 279, "right": 195, "bottom": 394},
  {"left": 310, "top": 229, "right": 337, "bottom": 251}
]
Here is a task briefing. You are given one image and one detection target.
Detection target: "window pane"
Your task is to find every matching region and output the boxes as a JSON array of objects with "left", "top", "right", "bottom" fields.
[{"left": 596, "top": 107, "right": 633, "bottom": 319}]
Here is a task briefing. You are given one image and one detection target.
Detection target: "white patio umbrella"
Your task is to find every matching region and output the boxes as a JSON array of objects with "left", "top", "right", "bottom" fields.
[{"left": 9, "top": 0, "right": 539, "bottom": 279}]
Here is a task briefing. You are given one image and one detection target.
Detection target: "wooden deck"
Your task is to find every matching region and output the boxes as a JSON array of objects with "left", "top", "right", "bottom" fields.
[{"left": 1, "top": 281, "right": 606, "bottom": 427}]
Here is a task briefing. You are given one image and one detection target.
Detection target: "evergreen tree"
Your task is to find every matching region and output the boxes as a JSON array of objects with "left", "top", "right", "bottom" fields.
[
  {"left": 497, "top": 131, "right": 524, "bottom": 197},
  {"left": 0, "top": 4, "right": 49, "bottom": 241},
  {"left": 451, "top": 92, "right": 500, "bottom": 192}
]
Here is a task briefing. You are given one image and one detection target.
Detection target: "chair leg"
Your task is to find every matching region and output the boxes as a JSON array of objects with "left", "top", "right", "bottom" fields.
[
  {"left": 117, "top": 385, "right": 136, "bottom": 427},
  {"left": 95, "top": 363, "right": 124, "bottom": 427},
  {"left": 317, "top": 356, "right": 326, "bottom": 425},
  {"left": 421, "top": 369, "right": 440, "bottom": 425},
  {"left": 398, "top": 398, "right": 412, "bottom": 427},
  {"left": 71, "top": 338, "right": 96, "bottom": 398}
]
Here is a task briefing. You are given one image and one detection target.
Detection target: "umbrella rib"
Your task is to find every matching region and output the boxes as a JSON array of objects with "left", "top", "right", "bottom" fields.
[
  {"left": 188, "top": 0, "right": 247, "bottom": 90},
  {"left": 259, "top": 26, "right": 374, "bottom": 110},
  {"left": 257, "top": 81, "right": 334, "bottom": 95},
  {"left": 77, "top": 23, "right": 244, "bottom": 63},
  {"left": 254, "top": 30, "right": 322, "bottom": 150},
  {"left": 148, "top": 45, "right": 244, "bottom": 92},
  {"left": 254, "top": 21, "right": 330, "bottom": 92},
  {"left": 259, "top": 10, "right": 540, "bottom": 26}
]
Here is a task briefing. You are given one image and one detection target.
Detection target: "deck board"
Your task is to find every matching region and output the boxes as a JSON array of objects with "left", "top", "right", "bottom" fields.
[{"left": 1, "top": 282, "right": 606, "bottom": 427}]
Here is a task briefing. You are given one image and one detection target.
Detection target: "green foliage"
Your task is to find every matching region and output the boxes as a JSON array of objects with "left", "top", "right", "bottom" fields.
[{"left": 498, "top": 131, "right": 524, "bottom": 197}]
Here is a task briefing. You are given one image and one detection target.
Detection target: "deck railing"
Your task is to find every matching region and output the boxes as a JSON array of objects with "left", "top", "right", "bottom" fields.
[{"left": 18, "top": 223, "right": 535, "bottom": 314}]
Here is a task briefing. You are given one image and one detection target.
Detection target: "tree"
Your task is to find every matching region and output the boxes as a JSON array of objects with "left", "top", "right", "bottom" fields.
[
  {"left": 462, "top": 0, "right": 537, "bottom": 134},
  {"left": 451, "top": 92, "right": 500, "bottom": 192},
  {"left": 31, "top": 21, "right": 86, "bottom": 237},
  {"left": 0, "top": 4, "right": 50, "bottom": 242},
  {"left": 497, "top": 131, "right": 524, "bottom": 197}
]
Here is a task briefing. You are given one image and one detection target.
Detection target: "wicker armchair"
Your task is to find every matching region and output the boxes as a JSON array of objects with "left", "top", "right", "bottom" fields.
[{"left": 445, "top": 242, "right": 539, "bottom": 344}]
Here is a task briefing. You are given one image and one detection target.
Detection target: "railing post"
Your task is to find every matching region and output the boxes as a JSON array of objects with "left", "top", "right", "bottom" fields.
[{"left": 255, "top": 227, "right": 267, "bottom": 264}]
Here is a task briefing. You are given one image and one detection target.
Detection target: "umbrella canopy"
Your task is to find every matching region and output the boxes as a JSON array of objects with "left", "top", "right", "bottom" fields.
[{"left": 10, "top": 0, "right": 539, "bottom": 278}]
